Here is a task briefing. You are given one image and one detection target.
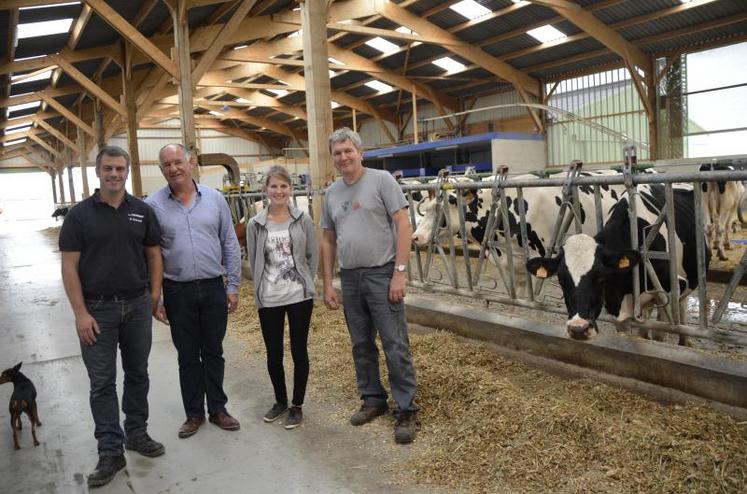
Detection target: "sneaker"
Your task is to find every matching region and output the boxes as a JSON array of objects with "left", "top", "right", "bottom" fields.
[
  {"left": 87, "top": 454, "right": 126, "bottom": 488},
  {"left": 125, "top": 433, "right": 165, "bottom": 457},
  {"left": 394, "top": 412, "right": 417, "bottom": 444},
  {"left": 350, "top": 403, "right": 388, "bottom": 426},
  {"left": 284, "top": 406, "right": 303, "bottom": 430},
  {"left": 263, "top": 403, "right": 288, "bottom": 423}
]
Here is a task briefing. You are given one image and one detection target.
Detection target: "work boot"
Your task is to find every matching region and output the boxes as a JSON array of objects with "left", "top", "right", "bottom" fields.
[
  {"left": 394, "top": 411, "right": 417, "bottom": 444},
  {"left": 87, "top": 454, "right": 126, "bottom": 488},
  {"left": 350, "top": 403, "right": 388, "bottom": 426},
  {"left": 284, "top": 406, "right": 303, "bottom": 430},
  {"left": 125, "top": 433, "right": 165, "bottom": 457},
  {"left": 263, "top": 403, "right": 288, "bottom": 423}
]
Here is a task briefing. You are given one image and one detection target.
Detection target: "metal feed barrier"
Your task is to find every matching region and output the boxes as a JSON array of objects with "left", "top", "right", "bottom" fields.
[{"left": 222, "top": 159, "right": 747, "bottom": 347}]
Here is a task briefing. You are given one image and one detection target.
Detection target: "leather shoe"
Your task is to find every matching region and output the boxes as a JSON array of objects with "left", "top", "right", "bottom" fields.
[
  {"left": 209, "top": 411, "right": 240, "bottom": 431},
  {"left": 178, "top": 416, "right": 205, "bottom": 439}
]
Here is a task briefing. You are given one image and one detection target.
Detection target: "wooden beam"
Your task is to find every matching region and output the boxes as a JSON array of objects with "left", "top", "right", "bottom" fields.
[
  {"left": 52, "top": 55, "right": 127, "bottom": 117},
  {"left": 84, "top": 0, "right": 180, "bottom": 80},
  {"left": 170, "top": 0, "right": 199, "bottom": 157},
  {"left": 77, "top": 125, "right": 90, "bottom": 198},
  {"left": 34, "top": 118, "right": 81, "bottom": 153},
  {"left": 121, "top": 43, "right": 143, "bottom": 197},
  {"left": 378, "top": 2, "right": 539, "bottom": 97},
  {"left": 40, "top": 93, "right": 97, "bottom": 139},
  {"left": 28, "top": 134, "right": 66, "bottom": 162},
  {"left": 191, "top": 0, "right": 258, "bottom": 85}
]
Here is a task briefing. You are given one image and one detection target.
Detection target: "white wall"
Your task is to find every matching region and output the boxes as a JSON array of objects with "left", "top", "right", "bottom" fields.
[{"left": 491, "top": 138, "right": 547, "bottom": 175}]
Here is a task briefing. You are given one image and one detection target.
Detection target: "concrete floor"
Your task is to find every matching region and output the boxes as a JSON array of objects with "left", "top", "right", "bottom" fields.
[{"left": 0, "top": 219, "right": 426, "bottom": 494}]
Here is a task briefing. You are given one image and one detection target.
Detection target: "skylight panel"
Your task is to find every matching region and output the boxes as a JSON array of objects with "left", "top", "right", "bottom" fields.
[
  {"left": 331, "top": 101, "right": 341, "bottom": 109},
  {"left": 8, "top": 101, "right": 41, "bottom": 114},
  {"left": 5, "top": 124, "right": 33, "bottom": 135},
  {"left": 329, "top": 70, "right": 337, "bottom": 78},
  {"left": 17, "top": 19, "right": 74, "bottom": 39},
  {"left": 328, "top": 57, "right": 345, "bottom": 66},
  {"left": 2, "top": 138, "right": 27, "bottom": 147},
  {"left": 11, "top": 70, "right": 53, "bottom": 84},
  {"left": 208, "top": 110, "right": 224, "bottom": 117},
  {"left": 233, "top": 44, "right": 248, "bottom": 50},
  {"left": 288, "top": 29, "right": 302, "bottom": 38},
  {"left": 268, "top": 89, "right": 289, "bottom": 97},
  {"left": 365, "top": 80, "right": 393, "bottom": 93},
  {"left": 432, "top": 57, "right": 466, "bottom": 73},
  {"left": 527, "top": 25, "right": 567, "bottom": 43},
  {"left": 365, "top": 37, "right": 399, "bottom": 54},
  {"left": 395, "top": 26, "right": 421, "bottom": 46},
  {"left": 450, "top": 0, "right": 492, "bottom": 20},
  {"left": 235, "top": 98, "right": 253, "bottom": 104},
  {"left": 20, "top": 1, "right": 80, "bottom": 10}
]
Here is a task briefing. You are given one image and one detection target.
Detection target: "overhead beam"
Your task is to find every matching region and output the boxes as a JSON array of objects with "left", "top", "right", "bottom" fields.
[
  {"left": 191, "top": 0, "right": 258, "bottom": 84},
  {"left": 52, "top": 55, "right": 127, "bottom": 117},
  {"left": 34, "top": 118, "right": 81, "bottom": 153},
  {"left": 28, "top": 134, "right": 66, "bottom": 162},
  {"left": 84, "top": 0, "right": 180, "bottom": 79},
  {"left": 40, "top": 93, "right": 97, "bottom": 139}
]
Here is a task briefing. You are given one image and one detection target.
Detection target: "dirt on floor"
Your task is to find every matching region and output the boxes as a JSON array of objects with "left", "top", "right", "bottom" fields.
[{"left": 228, "top": 283, "right": 747, "bottom": 494}]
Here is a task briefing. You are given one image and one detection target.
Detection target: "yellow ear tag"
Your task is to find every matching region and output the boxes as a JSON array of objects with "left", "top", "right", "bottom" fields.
[
  {"left": 535, "top": 266, "right": 549, "bottom": 278},
  {"left": 618, "top": 256, "right": 631, "bottom": 269}
]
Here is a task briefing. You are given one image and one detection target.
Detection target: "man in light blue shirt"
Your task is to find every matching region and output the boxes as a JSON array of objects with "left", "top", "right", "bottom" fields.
[{"left": 145, "top": 143, "right": 242, "bottom": 439}]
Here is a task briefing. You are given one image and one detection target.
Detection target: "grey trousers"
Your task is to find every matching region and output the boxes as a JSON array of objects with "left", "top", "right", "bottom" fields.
[{"left": 340, "top": 263, "right": 418, "bottom": 416}]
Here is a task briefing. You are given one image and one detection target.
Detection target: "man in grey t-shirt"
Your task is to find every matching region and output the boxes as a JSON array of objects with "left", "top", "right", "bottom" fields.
[{"left": 321, "top": 127, "right": 419, "bottom": 444}]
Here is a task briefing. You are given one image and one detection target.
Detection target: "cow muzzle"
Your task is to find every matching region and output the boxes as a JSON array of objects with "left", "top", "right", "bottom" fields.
[{"left": 566, "top": 317, "right": 597, "bottom": 340}]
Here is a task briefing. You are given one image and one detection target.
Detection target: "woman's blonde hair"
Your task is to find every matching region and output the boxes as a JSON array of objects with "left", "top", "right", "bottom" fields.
[{"left": 264, "top": 165, "right": 292, "bottom": 187}]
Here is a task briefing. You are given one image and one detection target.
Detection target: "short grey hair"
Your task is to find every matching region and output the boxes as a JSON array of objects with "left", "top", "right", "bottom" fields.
[
  {"left": 158, "top": 143, "right": 191, "bottom": 162},
  {"left": 328, "top": 127, "right": 362, "bottom": 153},
  {"left": 96, "top": 145, "right": 131, "bottom": 171}
]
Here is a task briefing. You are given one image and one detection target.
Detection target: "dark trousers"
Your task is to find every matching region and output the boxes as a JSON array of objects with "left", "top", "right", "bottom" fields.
[
  {"left": 163, "top": 277, "right": 228, "bottom": 418},
  {"left": 80, "top": 292, "right": 152, "bottom": 456},
  {"left": 340, "top": 264, "right": 418, "bottom": 417},
  {"left": 258, "top": 299, "right": 313, "bottom": 407}
]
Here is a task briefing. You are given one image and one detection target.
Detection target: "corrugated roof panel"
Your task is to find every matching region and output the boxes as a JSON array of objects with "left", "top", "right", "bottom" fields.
[
  {"left": 533, "top": 53, "right": 623, "bottom": 81},
  {"left": 593, "top": 0, "right": 681, "bottom": 25},
  {"left": 509, "top": 36, "right": 606, "bottom": 69},
  {"left": 483, "top": 36, "right": 541, "bottom": 58},
  {"left": 76, "top": 12, "right": 120, "bottom": 50},
  {"left": 15, "top": 34, "right": 68, "bottom": 59},
  {"left": 640, "top": 22, "right": 747, "bottom": 54},
  {"left": 138, "top": 3, "right": 171, "bottom": 38},
  {"left": 17, "top": 2, "right": 83, "bottom": 23}
]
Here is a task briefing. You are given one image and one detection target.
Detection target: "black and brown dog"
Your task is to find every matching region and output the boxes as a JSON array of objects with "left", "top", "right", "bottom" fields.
[{"left": 0, "top": 362, "right": 41, "bottom": 449}]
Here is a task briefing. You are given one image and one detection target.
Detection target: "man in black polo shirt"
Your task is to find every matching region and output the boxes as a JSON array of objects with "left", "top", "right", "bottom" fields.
[{"left": 60, "top": 145, "right": 165, "bottom": 489}]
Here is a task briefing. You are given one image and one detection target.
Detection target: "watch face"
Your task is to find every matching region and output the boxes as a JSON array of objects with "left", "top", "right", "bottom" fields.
[{"left": 396, "top": 264, "right": 407, "bottom": 272}]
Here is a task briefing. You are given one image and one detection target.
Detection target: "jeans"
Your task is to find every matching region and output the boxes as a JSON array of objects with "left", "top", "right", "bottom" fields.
[
  {"left": 340, "top": 263, "right": 418, "bottom": 417},
  {"left": 80, "top": 292, "right": 152, "bottom": 456},
  {"left": 258, "top": 299, "right": 313, "bottom": 407},
  {"left": 163, "top": 277, "right": 228, "bottom": 418}
]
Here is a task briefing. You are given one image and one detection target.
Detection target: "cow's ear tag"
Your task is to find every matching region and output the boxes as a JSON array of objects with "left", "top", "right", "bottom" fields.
[
  {"left": 618, "top": 256, "right": 631, "bottom": 269},
  {"left": 535, "top": 266, "right": 549, "bottom": 278}
]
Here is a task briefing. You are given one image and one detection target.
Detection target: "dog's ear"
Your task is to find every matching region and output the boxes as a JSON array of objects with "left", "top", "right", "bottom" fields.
[{"left": 13, "top": 362, "right": 21, "bottom": 372}]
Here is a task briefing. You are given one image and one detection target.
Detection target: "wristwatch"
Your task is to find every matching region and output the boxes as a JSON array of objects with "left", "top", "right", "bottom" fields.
[{"left": 395, "top": 264, "right": 407, "bottom": 272}]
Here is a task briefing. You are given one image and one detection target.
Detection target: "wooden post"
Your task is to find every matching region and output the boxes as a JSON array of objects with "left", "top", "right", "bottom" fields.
[
  {"left": 51, "top": 172, "right": 58, "bottom": 205},
  {"left": 352, "top": 108, "right": 357, "bottom": 132},
  {"left": 300, "top": 0, "right": 334, "bottom": 226},
  {"left": 647, "top": 56, "right": 657, "bottom": 160},
  {"left": 412, "top": 84, "right": 418, "bottom": 144},
  {"left": 57, "top": 161, "right": 66, "bottom": 204},
  {"left": 121, "top": 42, "right": 143, "bottom": 197},
  {"left": 94, "top": 100, "right": 106, "bottom": 151},
  {"left": 77, "top": 125, "right": 90, "bottom": 198},
  {"left": 67, "top": 163, "right": 76, "bottom": 204},
  {"left": 171, "top": 0, "right": 199, "bottom": 179}
]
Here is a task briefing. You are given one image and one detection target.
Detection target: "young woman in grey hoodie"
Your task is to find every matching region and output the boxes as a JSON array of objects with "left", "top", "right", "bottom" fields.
[{"left": 246, "top": 166, "right": 318, "bottom": 429}]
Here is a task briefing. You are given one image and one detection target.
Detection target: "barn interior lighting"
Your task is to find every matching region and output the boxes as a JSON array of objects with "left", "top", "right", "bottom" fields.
[
  {"left": 233, "top": 44, "right": 248, "bottom": 50},
  {"left": 527, "top": 25, "right": 567, "bottom": 43},
  {"left": 5, "top": 124, "right": 33, "bottom": 135},
  {"left": 365, "top": 37, "right": 399, "bottom": 54},
  {"left": 17, "top": 19, "right": 75, "bottom": 39},
  {"left": 449, "top": 0, "right": 492, "bottom": 20},
  {"left": 2, "top": 138, "right": 27, "bottom": 147},
  {"left": 432, "top": 56, "right": 466, "bottom": 73},
  {"left": 19, "top": 1, "right": 80, "bottom": 10},
  {"left": 365, "top": 80, "right": 394, "bottom": 93},
  {"left": 11, "top": 70, "right": 53, "bottom": 84},
  {"left": 8, "top": 101, "right": 41, "bottom": 114}
]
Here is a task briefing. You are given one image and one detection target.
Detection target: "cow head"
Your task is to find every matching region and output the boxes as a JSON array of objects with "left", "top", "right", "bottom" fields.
[
  {"left": 526, "top": 234, "right": 640, "bottom": 340},
  {"left": 411, "top": 192, "right": 462, "bottom": 246}
]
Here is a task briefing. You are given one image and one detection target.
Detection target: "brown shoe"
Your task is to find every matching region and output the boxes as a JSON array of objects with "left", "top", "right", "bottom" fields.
[
  {"left": 178, "top": 416, "right": 205, "bottom": 439},
  {"left": 209, "top": 411, "right": 240, "bottom": 431}
]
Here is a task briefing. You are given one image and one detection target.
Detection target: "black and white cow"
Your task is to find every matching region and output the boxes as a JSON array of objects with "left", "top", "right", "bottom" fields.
[
  {"left": 699, "top": 162, "right": 744, "bottom": 261},
  {"left": 526, "top": 183, "right": 708, "bottom": 346},
  {"left": 411, "top": 170, "right": 628, "bottom": 294}
]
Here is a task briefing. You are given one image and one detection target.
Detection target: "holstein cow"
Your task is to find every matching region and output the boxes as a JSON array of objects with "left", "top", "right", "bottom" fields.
[
  {"left": 526, "top": 183, "right": 707, "bottom": 346},
  {"left": 699, "top": 162, "right": 744, "bottom": 261},
  {"left": 411, "top": 170, "right": 627, "bottom": 295}
]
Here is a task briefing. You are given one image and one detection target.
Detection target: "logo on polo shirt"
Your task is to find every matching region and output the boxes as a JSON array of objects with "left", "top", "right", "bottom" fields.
[{"left": 128, "top": 213, "right": 144, "bottom": 223}]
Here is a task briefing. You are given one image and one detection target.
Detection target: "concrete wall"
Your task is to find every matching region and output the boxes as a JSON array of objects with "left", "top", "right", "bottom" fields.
[{"left": 491, "top": 136, "right": 547, "bottom": 174}]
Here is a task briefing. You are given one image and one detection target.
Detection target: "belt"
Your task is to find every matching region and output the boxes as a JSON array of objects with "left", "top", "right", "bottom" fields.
[
  {"left": 163, "top": 276, "right": 223, "bottom": 285},
  {"left": 84, "top": 287, "right": 147, "bottom": 302}
]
